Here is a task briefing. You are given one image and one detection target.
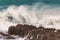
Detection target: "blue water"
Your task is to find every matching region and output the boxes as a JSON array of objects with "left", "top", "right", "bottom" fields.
[{"left": 0, "top": 0, "right": 60, "bottom": 7}]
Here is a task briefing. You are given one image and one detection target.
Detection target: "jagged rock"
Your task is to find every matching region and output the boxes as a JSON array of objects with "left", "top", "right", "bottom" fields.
[
  {"left": 5, "top": 36, "right": 15, "bottom": 39},
  {"left": 8, "top": 24, "right": 60, "bottom": 40},
  {"left": 0, "top": 32, "right": 15, "bottom": 39},
  {"left": 0, "top": 32, "right": 10, "bottom": 36},
  {"left": 8, "top": 26, "right": 16, "bottom": 35},
  {"left": 8, "top": 24, "right": 37, "bottom": 38}
]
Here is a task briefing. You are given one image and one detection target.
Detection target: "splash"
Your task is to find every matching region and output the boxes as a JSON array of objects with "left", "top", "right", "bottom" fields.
[{"left": 0, "top": 3, "right": 60, "bottom": 32}]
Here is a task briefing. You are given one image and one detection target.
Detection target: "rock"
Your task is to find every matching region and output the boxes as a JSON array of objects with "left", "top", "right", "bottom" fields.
[
  {"left": 0, "top": 32, "right": 15, "bottom": 39},
  {"left": 8, "top": 24, "right": 60, "bottom": 40},
  {"left": 0, "top": 32, "right": 10, "bottom": 36},
  {"left": 8, "top": 24, "right": 37, "bottom": 38},
  {"left": 8, "top": 26, "right": 16, "bottom": 35},
  {"left": 5, "top": 36, "right": 15, "bottom": 39}
]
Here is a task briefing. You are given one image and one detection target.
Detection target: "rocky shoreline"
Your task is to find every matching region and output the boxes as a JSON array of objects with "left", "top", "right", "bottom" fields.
[{"left": 0, "top": 24, "right": 60, "bottom": 40}]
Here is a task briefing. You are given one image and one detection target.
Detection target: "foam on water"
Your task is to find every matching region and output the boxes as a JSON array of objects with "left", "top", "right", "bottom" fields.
[
  {"left": 0, "top": 3, "right": 60, "bottom": 40},
  {"left": 0, "top": 3, "right": 60, "bottom": 32}
]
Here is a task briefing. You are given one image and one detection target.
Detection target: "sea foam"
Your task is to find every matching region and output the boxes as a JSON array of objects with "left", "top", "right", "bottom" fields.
[{"left": 0, "top": 3, "right": 60, "bottom": 32}]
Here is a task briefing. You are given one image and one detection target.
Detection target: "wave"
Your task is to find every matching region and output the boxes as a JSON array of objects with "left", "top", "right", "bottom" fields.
[{"left": 0, "top": 3, "right": 60, "bottom": 31}]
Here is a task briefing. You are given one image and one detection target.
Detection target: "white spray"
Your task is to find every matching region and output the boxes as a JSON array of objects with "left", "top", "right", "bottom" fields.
[{"left": 0, "top": 4, "right": 60, "bottom": 31}]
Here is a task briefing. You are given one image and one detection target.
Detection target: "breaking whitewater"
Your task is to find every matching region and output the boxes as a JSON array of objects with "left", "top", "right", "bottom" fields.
[{"left": 0, "top": 3, "right": 60, "bottom": 40}]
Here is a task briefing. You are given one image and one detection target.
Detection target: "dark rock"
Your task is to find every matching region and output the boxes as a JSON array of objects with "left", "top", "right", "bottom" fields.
[
  {"left": 5, "top": 36, "right": 15, "bottom": 39},
  {"left": 0, "top": 32, "right": 10, "bottom": 36},
  {"left": 8, "top": 26, "right": 16, "bottom": 35},
  {"left": 44, "top": 28, "right": 56, "bottom": 33},
  {"left": 8, "top": 24, "right": 60, "bottom": 40},
  {"left": 0, "top": 32, "right": 15, "bottom": 39}
]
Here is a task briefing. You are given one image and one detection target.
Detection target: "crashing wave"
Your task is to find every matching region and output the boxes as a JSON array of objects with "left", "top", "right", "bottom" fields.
[{"left": 0, "top": 3, "right": 60, "bottom": 32}]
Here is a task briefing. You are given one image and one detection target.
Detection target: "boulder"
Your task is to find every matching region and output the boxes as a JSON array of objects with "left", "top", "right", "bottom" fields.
[{"left": 8, "top": 26, "right": 16, "bottom": 35}]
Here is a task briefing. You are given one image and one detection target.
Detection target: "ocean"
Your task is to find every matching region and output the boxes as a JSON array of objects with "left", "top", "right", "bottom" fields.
[{"left": 0, "top": 0, "right": 60, "bottom": 40}]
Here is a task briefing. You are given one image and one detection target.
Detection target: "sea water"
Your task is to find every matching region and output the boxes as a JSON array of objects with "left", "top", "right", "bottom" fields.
[{"left": 0, "top": 0, "right": 60, "bottom": 40}]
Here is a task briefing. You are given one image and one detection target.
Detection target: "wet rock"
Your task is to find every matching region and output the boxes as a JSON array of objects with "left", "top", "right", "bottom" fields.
[
  {"left": 8, "top": 26, "right": 16, "bottom": 35},
  {"left": 5, "top": 36, "right": 15, "bottom": 39},
  {"left": 8, "top": 24, "right": 60, "bottom": 40},
  {"left": 8, "top": 24, "right": 37, "bottom": 37},
  {"left": 0, "top": 32, "right": 15, "bottom": 39},
  {"left": 0, "top": 32, "right": 10, "bottom": 36}
]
